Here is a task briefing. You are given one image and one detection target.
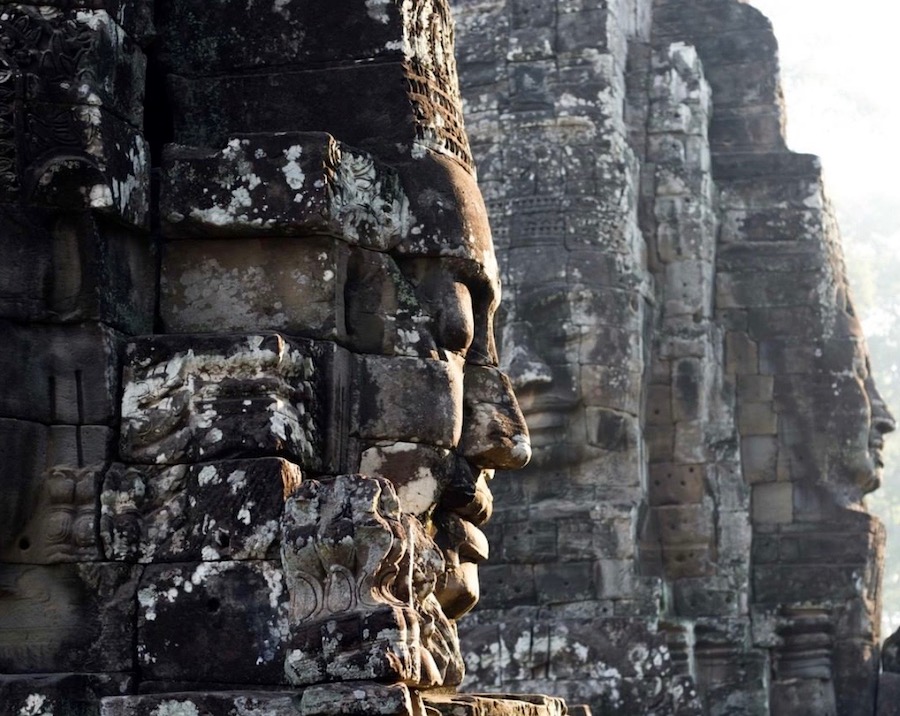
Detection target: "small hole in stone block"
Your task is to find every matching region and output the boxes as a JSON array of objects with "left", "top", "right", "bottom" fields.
[
  {"left": 207, "top": 597, "right": 221, "bottom": 613},
  {"left": 18, "top": 537, "right": 30, "bottom": 550}
]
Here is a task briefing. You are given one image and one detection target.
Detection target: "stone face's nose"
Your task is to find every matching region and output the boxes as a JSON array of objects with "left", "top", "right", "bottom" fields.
[
  {"left": 456, "top": 364, "right": 531, "bottom": 470},
  {"left": 867, "top": 375, "right": 896, "bottom": 436}
]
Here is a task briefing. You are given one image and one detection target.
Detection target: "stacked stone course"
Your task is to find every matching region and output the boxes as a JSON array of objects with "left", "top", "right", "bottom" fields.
[{"left": 453, "top": 0, "right": 894, "bottom": 714}]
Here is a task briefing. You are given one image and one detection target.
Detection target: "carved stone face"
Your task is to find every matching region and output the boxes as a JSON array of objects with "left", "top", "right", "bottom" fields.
[
  {"left": 118, "top": 139, "right": 528, "bottom": 687},
  {"left": 811, "top": 295, "right": 895, "bottom": 500},
  {"left": 356, "top": 151, "right": 531, "bottom": 620},
  {"left": 499, "top": 287, "right": 582, "bottom": 467}
]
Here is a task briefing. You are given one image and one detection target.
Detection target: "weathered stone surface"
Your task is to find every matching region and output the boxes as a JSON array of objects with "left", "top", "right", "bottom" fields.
[
  {"left": 120, "top": 334, "right": 344, "bottom": 471},
  {"left": 1, "top": 463, "right": 102, "bottom": 564},
  {"left": 0, "top": 5, "right": 145, "bottom": 124},
  {"left": 101, "top": 458, "right": 302, "bottom": 562},
  {"left": 877, "top": 673, "right": 900, "bottom": 716},
  {"left": 154, "top": 0, "right": 410, "bottom": 74},
  {"left": 100, "top": 692, "right": 302, "bottom": 715},
  {"left": 0, "top": 563, "right": 139, "bottom": 673},
  {"left": 0, "top": 673, "right": 133, "bottom": 716},
  {"left": 160, "top": 133, "right": 411, "bottom": 246},
  {"left": 424, "top": 693, "right": 568, "bottom": 716},
  {"left": 281, "top": 475, "right": 463, "bottom": 688},
  {"left": 354, "top": 353, "right": 464, "bottom": 448},
  {"left": 0, "top": 208, "right": 155, "bottom": 331},
  {"left": 301, "top": 683, "right": 421, "bottom": 716},
  {"left": 136, "top": 560, "right": 290, "bottom": 684},
  {"left": 1, "top": 98, "right": 150, "bottom": 225},
  {"left": 0, "top": 320, "right": 122, "bottom": 424},
  {"left": 0, "top": 418, "right": 111, "bottom": 556},
  {"left": 160, "top": 236, "right": 350, "bottom": 337}
]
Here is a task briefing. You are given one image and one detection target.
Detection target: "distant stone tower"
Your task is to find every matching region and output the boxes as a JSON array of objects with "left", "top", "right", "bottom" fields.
[{"left": 452, "top": 0, "right": 893, "bottom": 714}]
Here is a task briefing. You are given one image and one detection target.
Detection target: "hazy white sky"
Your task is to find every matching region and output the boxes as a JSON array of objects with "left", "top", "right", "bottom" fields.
[{"left": 748, "top": 0, "right": 900, "bottom": 208}]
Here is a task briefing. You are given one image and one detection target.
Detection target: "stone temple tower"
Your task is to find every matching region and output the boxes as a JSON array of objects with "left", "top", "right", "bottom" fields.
[{"left": 452, "top": 0, "right": 894, "bottom": 714}]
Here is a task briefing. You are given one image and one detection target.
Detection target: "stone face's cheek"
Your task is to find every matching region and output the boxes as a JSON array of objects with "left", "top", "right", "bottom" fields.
[{"left": 353, "top": 353, "right": 465, "bottom": 449}]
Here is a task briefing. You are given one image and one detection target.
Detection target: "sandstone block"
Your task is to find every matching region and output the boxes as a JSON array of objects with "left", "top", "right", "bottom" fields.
[
  {"left": 655, "top": 504, "right": 714, "bottom": 546},
  {"left": 717, "top": 269, "right": 824, "bottom": 310},
  {"left": 586, "top": 408, "right": 639, "bottom": 452},
  {"left": 877, "top": 673, "right": 900, "bottom": 716},
  {"left": 101, "top": 692, "right": 301, "bottom": 716},
  {"left": 534, "top": 561, "right": 596, "bottom": 605},
  {"left": 280, "top": 475, "right": 462, "bottom": 688},
  {"left": 724, "top": 330, "right": 758, "bottom": 375},
  {"left": 169, "top": 64, "right": 420, "bottom": 157},
  {"left": 478, "top": 564, "right": 537, "bottom": 609},
  {"left": 720, "top": 206, "right": 823, "bottom": 244},
  {"left": 1, "top": 462, "right": 102, "bottom": 564},
  {"left": 424, "top": 694, "right": 567, "bottom": 716},
  {"left": 0, "top": 418, "right": 111, "bottom": 559},
  {"left": 648, "top": 463, "right": 708, "bottom": 506},
  {"left": 160, "top": 236, "right": 349, "bottom": 338},
  {"left": 708, "top": 106, "right": 786, "bottom": 154},
  {"left": 344, "top": 249, "right": 436, "bottom": 357},
  {"left": 738, "top": 401, "right": 777, "bottom": 436},
  {"left": 161, "top": 133, "right": 409, "bottom": 247},
  {"left": 751, "top": 482, "right": 792, "bottom": 524},
  {"left": 0, "top": 673, "right": 133, "bottom": 716},
  {"left": 671, "top": 357, "right": 708, "bottom": 422},
  {"left": 661, "top": 544, "right": 716, "bottom": 579},
  {"left": 7, "top": 101, "right": 149, "bottom": 226},
  {"left": 546, "top": 617, "right": 670, "bottom": 681},
  {"left": 120, "top": 334, "right": 345, "bottom": 471},
  {"left": 302, "top": 683, "right": 421, "bottom": 716},
  {"left": 664, "top": 260, "right": 714, "bottom": 317},
  {"left": 654, "top": 196, "right": 716, "bottom": 264},
  {"left": 0, "top": 5, "right": 145, "bottom": 125},
  {"left": 0, "top": 563, "right": 140, "bottom": 673},
  {"left": 0, "top": 320, "right": 122, "bottom": 424},
  {"left": 673, "top": 420, "right": 707, "bottom": 463},
  {"left": 673, "top": 579, "right": 742, "bottom": 618},
  {"left": 499, "top": 520, "right": 558, "bottom": 563},
  {"left": 752, "top": 564, "right": 864, "bottom": 606},
  {"left": 155, "top": 0, "right": 416, "bottom": 74},
  {"left": 101, "top": 458, "right": 302, "bottom": 562},
  {"left": 354, "top": 354, "right": 463, "bottom": 448},
  {"left": 458, "top": 364, "right": 530, "bottom": 469},
  {"left": 0, "top": 208, "right": 155, "bottom": 331},
  {"left": 136, "top": 560, "right": 289, "bottom": 684}
]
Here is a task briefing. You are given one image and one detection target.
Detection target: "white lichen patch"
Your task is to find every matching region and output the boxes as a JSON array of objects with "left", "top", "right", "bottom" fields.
[
  {"left": 150, "top": 700, "right": 201, "bottom": 716},
  {"left": 138, "top": 585, "right": 160, "bottom": 621},
  {"left": 397, "top": 467, "right": 440, "bottom": 516},
  {"left": 198, "top": 465, "right": 220, "bottom": 486},
  {"left": 509, "top": 434, "right": 532, "bottom": 465},
  {"left": 365, "top": 0, "right": 391, "bottom": 23},
  {"left": 228, "top": 470, "right": 248, "bottom": 495},
  {"left": 282, "top": 145, "right": 306, "bottom": 190},
  {"left": 19, "top": 694, "right": 52, "bottom": 716}
]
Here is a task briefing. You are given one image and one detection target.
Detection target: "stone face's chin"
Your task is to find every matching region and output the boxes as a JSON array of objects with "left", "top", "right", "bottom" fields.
[{"left": 435, "top": 559, "right": 480, "bottom": 620}]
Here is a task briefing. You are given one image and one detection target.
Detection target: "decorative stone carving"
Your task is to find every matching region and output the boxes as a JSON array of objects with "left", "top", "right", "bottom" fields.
[{"left": 281, "top": 474, "right": 463, "bottom": 688}]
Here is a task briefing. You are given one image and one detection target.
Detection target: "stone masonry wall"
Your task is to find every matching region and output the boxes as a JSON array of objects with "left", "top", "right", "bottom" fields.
[{"left": 453, "top": 0, "right": 894, "bottom": 714}]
